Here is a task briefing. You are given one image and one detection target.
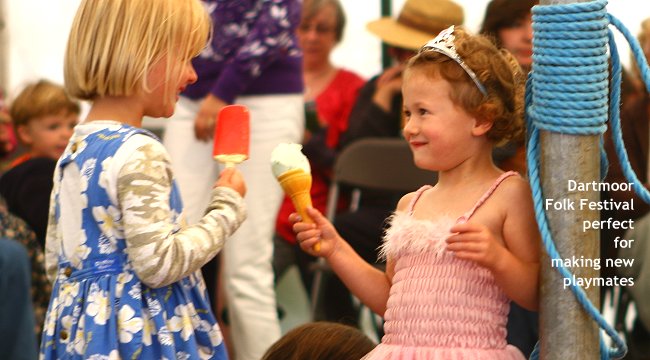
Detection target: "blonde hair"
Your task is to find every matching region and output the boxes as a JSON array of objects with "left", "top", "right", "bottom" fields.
[
  {"left": 10, "top": 79, "right": 80, "bottom": 128},
  {"left": 64, "top": 0, "right": 211, "bottom": 101},
  {"left": 405, "top": 27, "right": 526, "bottom": 146}
]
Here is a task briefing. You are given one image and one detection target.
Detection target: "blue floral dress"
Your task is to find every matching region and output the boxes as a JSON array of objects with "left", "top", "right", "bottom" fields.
[{"left": 40, "top": 122, "right": 244, "bottom": 359}]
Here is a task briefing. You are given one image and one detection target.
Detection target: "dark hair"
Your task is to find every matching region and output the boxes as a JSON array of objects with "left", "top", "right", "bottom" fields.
[
  {"left": 261, "top": 322, "right": 376, "bottom": 360},
  {"left": 480, "top": 0, "right": 537, "bottom": 46}
]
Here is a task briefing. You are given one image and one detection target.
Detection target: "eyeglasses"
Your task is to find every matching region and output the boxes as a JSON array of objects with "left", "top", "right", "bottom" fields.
[{"left": 298, "top": 23, "right": 336, "bottom": 35}]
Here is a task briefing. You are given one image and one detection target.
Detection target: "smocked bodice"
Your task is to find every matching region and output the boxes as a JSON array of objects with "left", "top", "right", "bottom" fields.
[
  {"left": 383, "top": 214, "right": 509, "bottom": 348},
  {"left": 363, "top": 171, "right": 525, "bottom": 360}
]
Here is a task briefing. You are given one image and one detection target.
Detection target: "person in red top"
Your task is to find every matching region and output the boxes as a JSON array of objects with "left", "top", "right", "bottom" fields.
[{"left": 273, "top": 0, "right": 364, "bottom": 307}]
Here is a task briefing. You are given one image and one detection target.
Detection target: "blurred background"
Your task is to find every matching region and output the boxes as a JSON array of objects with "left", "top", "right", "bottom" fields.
[{"left": 2, "top": 0, "right": 649, "bottom": 99}]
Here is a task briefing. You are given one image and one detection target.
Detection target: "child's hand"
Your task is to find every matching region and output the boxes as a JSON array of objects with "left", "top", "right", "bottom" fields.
[
  {"left": 446, "top": 222, "right": 506, "bottom": 270},
  {"left": 290, "top": 207, "right": 339, "bottom": 258},
  {"left": 215, "top": 167, "right": 246, "bottom": 197}
]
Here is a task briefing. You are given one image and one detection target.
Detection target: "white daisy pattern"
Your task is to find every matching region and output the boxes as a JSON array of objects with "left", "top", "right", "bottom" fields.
[
  {"left": 85, "top": 285, "right": 110, "bottom": 326},
  {"left": 92, "top": 205, "right": 122, "bottom": 240},
  {"left": 168, "top": 304, "right": 196, "bottom": 341},
  {"left": 40, "top": 124, "right": 235, "bottom": 359},
  {"left": 118, "top": 305, "right": 143, "bottom": 343}
]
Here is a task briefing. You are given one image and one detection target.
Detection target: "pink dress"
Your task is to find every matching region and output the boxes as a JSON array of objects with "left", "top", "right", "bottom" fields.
[{"left": 363, "top": 172, "right": 525, "bottom": 360}]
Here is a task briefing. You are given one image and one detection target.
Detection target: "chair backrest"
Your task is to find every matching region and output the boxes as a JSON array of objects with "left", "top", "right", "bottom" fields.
[
  {"left": 312, "top": 137, "right": 437, "bottom": 322},
  {"left": 325, "top": 137, "right": 437, "bottom": 219},
  {"left": 333, "top": 137, "right": 437, "bottom": 193}
]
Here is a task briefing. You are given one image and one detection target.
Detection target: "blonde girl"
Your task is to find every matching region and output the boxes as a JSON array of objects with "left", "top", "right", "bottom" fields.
[
  {"left": 293, "top": 26, "right": 540, "bottom": 359},
  {"left": 41, "top": 1, "right": 246, "bottom": 359}
]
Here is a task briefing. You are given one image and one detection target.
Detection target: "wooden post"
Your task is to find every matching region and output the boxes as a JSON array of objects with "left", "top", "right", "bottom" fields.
[{"left": 538, "top": 0, "right": 601, "bottom": 359}]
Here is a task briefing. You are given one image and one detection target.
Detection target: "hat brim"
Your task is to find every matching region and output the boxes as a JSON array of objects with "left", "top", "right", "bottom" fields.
[{"left": 367, "top": 18, "right": 439, "bottom": 51}]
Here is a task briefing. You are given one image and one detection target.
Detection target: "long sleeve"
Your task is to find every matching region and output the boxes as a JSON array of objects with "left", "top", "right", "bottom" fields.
[
  {"left": 116, "top": 141, "right": 246, "bottom": 288},
  {"left": 183, "top": 0, "right": 303, "bottom": 103},
  {"left": 44, "top": 166, "right": 62, "bottom": 283},
  {"left": 211, "top": 0, "right": 301, "bottom": 103}
]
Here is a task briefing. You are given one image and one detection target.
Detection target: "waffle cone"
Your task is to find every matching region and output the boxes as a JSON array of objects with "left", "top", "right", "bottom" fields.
[{"left": 278, "top": 169, "right": 313, "bottom": 223}]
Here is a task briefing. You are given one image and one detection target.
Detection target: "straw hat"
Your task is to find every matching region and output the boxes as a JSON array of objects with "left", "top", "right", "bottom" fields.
[{"left": 367, "top": 0, "right": 464, "bottom": 51}]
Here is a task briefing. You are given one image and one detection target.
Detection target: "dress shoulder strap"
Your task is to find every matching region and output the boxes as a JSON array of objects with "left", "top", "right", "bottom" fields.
[
  {"left": 458, "top": 171, "right": 519, "bottom": 222},
  {"left": 407, "top": 185, "right": 432, "bottom": 215}
]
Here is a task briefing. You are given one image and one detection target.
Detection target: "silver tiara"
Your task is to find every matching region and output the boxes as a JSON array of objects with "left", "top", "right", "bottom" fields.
[{"left": 419, "top": 26, "right": 488, "bottom": 96}]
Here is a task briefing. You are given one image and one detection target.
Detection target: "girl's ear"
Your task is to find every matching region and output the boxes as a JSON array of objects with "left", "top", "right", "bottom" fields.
[{"left": 472, "top": 117, "right": 493, "bottom": 137}]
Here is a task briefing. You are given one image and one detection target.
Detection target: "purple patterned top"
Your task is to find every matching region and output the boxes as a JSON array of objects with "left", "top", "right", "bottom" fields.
[{"left": 184, "top": 0, "right": 304, "bottom": 103}]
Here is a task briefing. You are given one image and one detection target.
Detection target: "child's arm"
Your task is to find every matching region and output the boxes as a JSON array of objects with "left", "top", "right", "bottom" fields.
[
  {"left": 117, "top": 138, "right": 246, "bottom": 288},
  {"left": 447, "top": 177, "right": 540, "bottom": 310},
  {"left": 294, "top": 207, "right": 393, "bottom": 316}
]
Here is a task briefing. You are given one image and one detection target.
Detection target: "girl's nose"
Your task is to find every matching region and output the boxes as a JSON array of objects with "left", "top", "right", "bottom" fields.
[
  {"left": 524, "top": 17, "right": 533, "bottom": 42},
  {"left": 63, "top": 128, "right": 74, "bottom": 139},
  {"left": 402, "top": 118, "right": 416, "bottom": 137},
  {"left": 187, "top": 63, "right": 198, "bottom": 84}
]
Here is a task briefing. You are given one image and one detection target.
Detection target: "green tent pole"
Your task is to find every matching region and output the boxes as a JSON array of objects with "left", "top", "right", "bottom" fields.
[{"left": 381, "top": 0, "right": 391, "bottom": 69}]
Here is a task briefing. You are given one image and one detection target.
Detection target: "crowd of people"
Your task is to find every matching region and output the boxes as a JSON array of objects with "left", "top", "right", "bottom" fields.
[{"left": 0, "top": 0, "right": 648, "bottom": 359}]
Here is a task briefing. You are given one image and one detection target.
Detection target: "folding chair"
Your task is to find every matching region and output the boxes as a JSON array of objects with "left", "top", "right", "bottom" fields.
[{"left": 309, "top": 137, "right": 437, "bottom": 334}]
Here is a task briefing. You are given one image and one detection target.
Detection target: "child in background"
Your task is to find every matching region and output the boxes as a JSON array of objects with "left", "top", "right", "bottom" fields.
[
  {"left": 40, "top": 0, "right": 246, "bottom": 359},
  {"left": 293, "top": 26, "right": 540, "bottom": 359},
  {"left": 0, "top": 98, "right": 52, "bottom": 343},
  {"left": 0, "top": 110, "right": 45, "bottom": 357},
  {"left": 0, "top": 80, "right": 79, "bottom": 247},
  {"left": 8, "top": 80, "right": 79, "bottom": 167},
  {"left": 261, "top": 321, "right": 376, "bottom": 360}
]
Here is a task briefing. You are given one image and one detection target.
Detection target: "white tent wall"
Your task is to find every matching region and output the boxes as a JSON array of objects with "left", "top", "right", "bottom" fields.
[
  {"left": 0, "top": 1, "right": 7, "bottom": 93},
  {"left": 3, "top": 0, "right": 649, "bottom": 100}
]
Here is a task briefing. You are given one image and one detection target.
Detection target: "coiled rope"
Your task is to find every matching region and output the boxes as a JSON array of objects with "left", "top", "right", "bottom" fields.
[{"left": 526, "top": 0, "right": 650, "bottom": 358}]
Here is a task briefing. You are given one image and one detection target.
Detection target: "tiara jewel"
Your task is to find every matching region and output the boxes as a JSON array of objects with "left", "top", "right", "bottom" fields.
[{"left": 419, "top": 26, "right": 488, "bottom": 96}]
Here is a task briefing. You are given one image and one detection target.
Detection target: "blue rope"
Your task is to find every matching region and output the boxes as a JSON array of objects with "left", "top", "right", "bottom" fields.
[
  {"left": 524, "top": 0, "right": 650, "bottom": 358},
  {"left": 607, "top": 14, "right": 650, "bottom": 203}
]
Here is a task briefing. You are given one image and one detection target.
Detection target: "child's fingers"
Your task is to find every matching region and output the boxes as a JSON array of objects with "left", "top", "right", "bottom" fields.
[
  {"left": 306, "top": 207, "right": 328, "bottom": 225},
  {"left": 449, "top": 222, "right": 480, "bottom": 234},
  {"left": 293, "top": 220, "right": 316, "bottom": 231},
  {"left": 296, "top": 229, "right": 321, "bottom": 245},
  {"left": 446, "top": 232, "right": 482, "bottom": 244},
  {"left": 298, "top": 236, "right": 321, "bottom": 250},
  {"left": 288, "top": 212, "right": 301, "bottom": 223},
  {"left": 446, "top": 239, "right": 483, "bottom": 253},
  {"left": 219, "top": 167, "right": 235, "bottom": 180}
]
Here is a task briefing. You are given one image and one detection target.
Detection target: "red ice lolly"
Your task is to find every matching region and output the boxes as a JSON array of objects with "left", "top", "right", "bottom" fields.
[{"left": 212, "top": 105, "right": 250, "bottom": 167}]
